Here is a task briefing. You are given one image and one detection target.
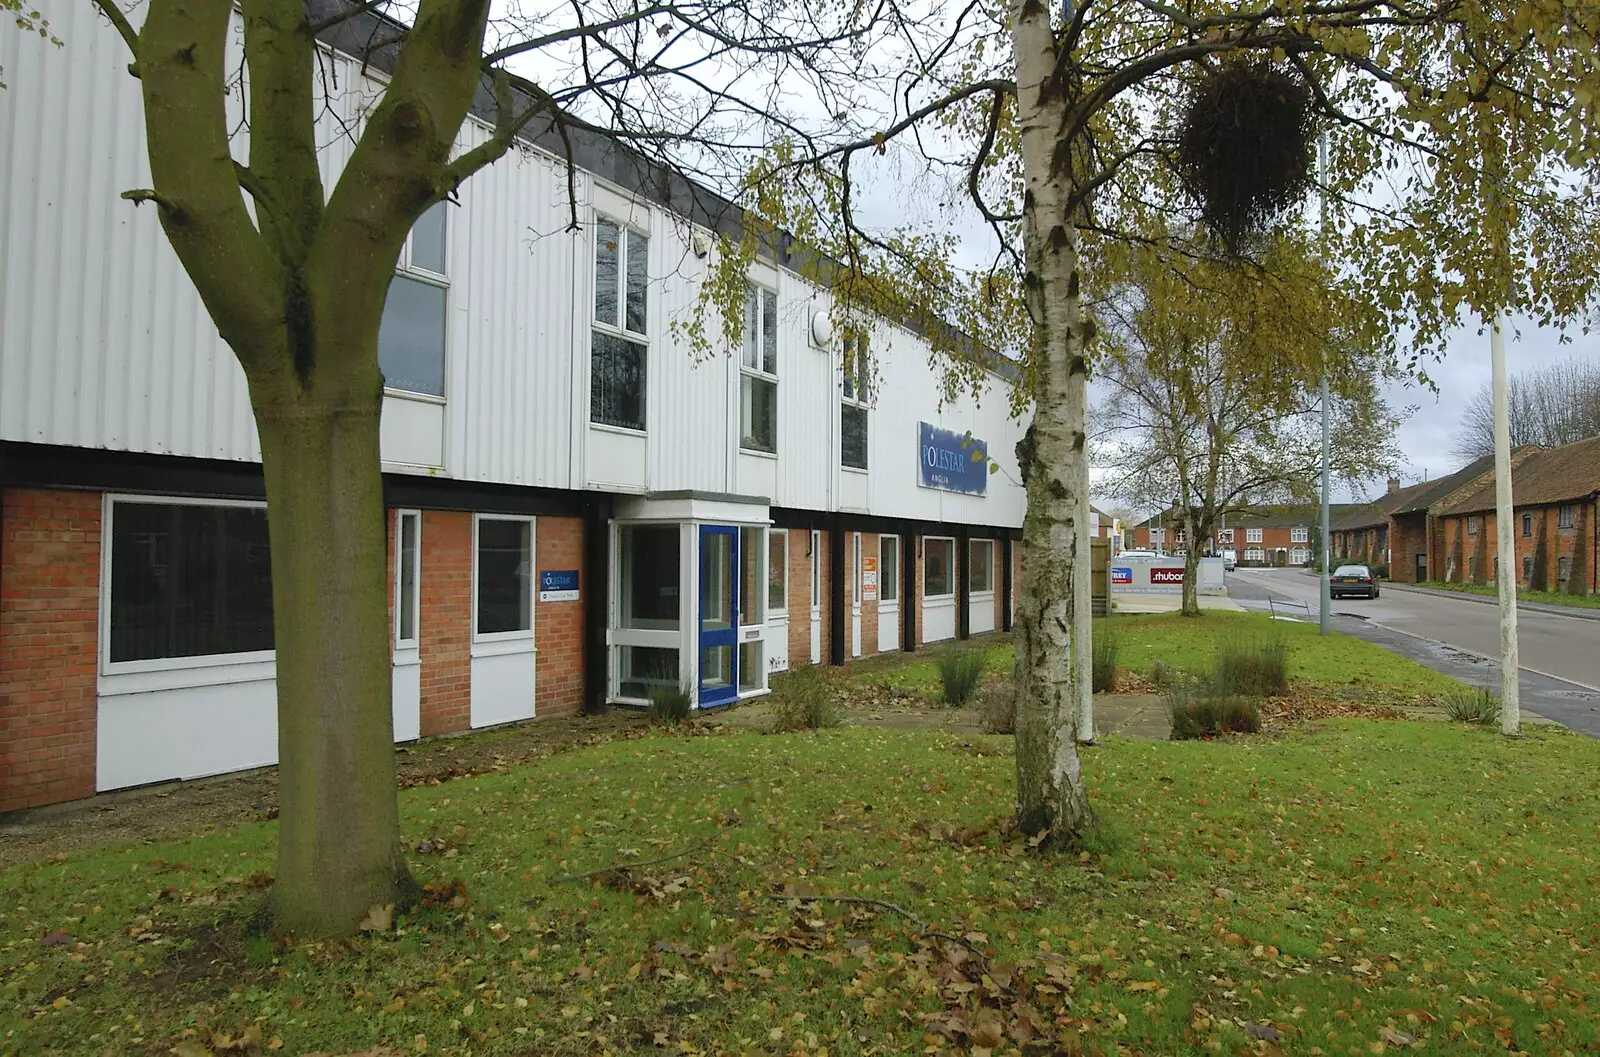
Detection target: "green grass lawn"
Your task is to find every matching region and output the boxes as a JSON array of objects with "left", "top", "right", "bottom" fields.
[
  {"left": 1418, "top": 579, "right": 1600, "bottom": 610},
  {"left": 6, "top": 721, "right": 1596, "bottom": 1055},
  {"left": 851, "top": 611, "right": 1462, "bottom": 703}
]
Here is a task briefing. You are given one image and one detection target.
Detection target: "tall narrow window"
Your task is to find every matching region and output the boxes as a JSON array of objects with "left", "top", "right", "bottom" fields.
[
  {"left": 475, "top": 517, "right": 533, "bottom": 637},
  {"left": 591, "top": 217, "right": 649, "bottom": 431},
  {"left": 739, "top": 526, "right": 765, "bottom": 625},
  {"left": 1559, "top": 505, "right": 1575, "bottom": 529},
  {"left": 879, "top": 536, "right": 899, "bottom": 602},
  {"left": 396, "top": 511, "right": 421, "bottom": 647},
  {"left": 107, "top": 499, "right": 274, "bottom": 665},
  {"left": 378, "top": 201, "right": 449, "bottom": 397},
  {"left": 768, "top": 530, "right": 788, "bottom": 612},
  {"left": 740, "top": 284, "right": 779, "bottom": 453},
  {"left": 969, "top": 540, "right": 994, "bottom": 593},
  {"left": 840, "top": 332, "right": 869, "bottom": 470},
  {"left": 1522, "top": 513, "right": 1533, "bottom": 537},
  {"left": 810, "top": 530, "right": 821, "bottom": 603}
]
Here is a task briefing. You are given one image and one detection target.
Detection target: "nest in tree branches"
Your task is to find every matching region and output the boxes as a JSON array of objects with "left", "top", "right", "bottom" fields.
[{"left": 1174, "top": 60, "right": 1317, "bottom": 253}]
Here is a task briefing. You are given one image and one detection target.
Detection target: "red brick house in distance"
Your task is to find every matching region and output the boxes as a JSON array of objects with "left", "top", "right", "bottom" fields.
[
  {"left": 1129, "top": 504, "right": 1362, "bottom": 566},
  {"left": 1432, "top": 436, "right": 1600, "bottom": 593}
]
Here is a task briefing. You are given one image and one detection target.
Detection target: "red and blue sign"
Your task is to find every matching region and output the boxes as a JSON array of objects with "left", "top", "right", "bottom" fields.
[{"left": 1111, "top": 566, "right": 1132, "bottom": 585}]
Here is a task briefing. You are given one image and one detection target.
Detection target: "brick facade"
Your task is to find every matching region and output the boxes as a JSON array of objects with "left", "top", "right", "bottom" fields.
[
  {"left": 534, "top": 517, "right": 585, "bottom": 717},
  {"left": 859, "top": 532, "right": 879, "bottom": 656},
  {"left": 0, "top": 489, "right": 101, "bottom": 812},
  {"left": 785, "top": 528, "right": 813, "bottom": 666},
  {"left": 1438, "top": 500, "right": 1599, "bottom": 591},
  {"left": 419, "top": 510, "right": 472, "bottom": 736}
]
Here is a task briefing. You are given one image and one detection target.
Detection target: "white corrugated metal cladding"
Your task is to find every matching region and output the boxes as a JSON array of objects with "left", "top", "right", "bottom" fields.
[{"left": 0, "top": 0, "right": 1027, "bottom": 529}]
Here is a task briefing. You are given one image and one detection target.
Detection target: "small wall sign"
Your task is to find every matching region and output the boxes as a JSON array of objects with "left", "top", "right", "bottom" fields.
[
  {"left": 861, "top": 556, "right": 878, "bottom": 601},
  {"left": 917, "top": 422, "right": 989, "bottom": 496},
  {"left": 538, "top": 569, "right": 580, "bottom": 602}
]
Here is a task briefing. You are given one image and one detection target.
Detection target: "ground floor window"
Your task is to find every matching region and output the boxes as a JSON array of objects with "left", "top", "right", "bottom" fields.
[
  {"left": 1523, "top": 554, "right": 1534, "bottom": 582},
  {"left": 475, "top": 516, "right": 533, "bottom": 637},
  {"left": 969, "top": 539, "right": 994, "bottom": 592},
  {"left": 1244, "top": 546, "right": 1264, "bottom": 563},
  {"left": 924, "top": 537, "right": 955, "bottom": 597},
  {"left": 768, "top": 530, "right": 788, "bottom": 612},
  {"left": 619, "top": 645, "right": 679, "bottom": 699},
  {"left": 879, "top": 536, "right": 900, "bottom": 602},
  {"left": 396, "top": 510, "right": 421, "bottom": 647},
  {"left": 621, "top": 524, "right": 680, "bottom": 630},
  {"left": 738, "top": 641, "right": 763, "bottom": 692},
  {"left": 1289, "top": 547, "right": 1310, "bottom": 566},
  {"left": 107, "top": 498, "right": 275, "bottom": 666},
  {"left": 1559, "top": 555, "right": 1573, "bottom": 581}
]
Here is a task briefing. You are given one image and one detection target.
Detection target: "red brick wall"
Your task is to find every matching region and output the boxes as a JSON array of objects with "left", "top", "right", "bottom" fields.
[
  {"left": 1, "top": 489, "right": 101, "bottom": 812},
  {"left": 419, "top": 510, "right": 472, "bottom": 735},
  {"left": 785, "top": 528, "right": 812, "bottom": 666},
  {"left": 1390, "top": 514, "right": 1428, "bottom": 582},
  {"left": 535, "top": 517, "right": 584, "bottom": 717}
]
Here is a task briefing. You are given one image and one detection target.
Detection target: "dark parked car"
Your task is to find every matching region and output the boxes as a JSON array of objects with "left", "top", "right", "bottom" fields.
[{"left": 1330, "top": 564, "right": 1380, "bottom": 599}]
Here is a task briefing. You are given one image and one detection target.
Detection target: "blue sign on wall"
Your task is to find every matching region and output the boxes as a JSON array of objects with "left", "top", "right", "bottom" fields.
[
  {"left": 917, "top": 422, "right": 989, "bottom": 496},
  {"left": 539, "top": 569, "right": 580, "bottom": 602}
]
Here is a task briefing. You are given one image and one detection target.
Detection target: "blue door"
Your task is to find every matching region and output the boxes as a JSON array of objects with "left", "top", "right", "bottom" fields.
[{"left": 698, "top": 526, "right": 738, "bottom": 708}]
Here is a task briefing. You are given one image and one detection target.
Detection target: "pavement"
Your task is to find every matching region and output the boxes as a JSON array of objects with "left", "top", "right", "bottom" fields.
[
  {"left": 1113, "top": 592, "right": 1242, "bottom": 615},
  {"left": 1226, "top": 568, "right": 1600, "bottom": 737}
]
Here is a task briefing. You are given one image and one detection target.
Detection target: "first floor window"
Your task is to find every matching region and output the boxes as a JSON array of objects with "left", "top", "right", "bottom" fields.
[
  {"left": 1175, "top": 530, "right": 1188, "bottom": 546},
  {"left": 378, "top": 275, "right": 447, "bottom": 397},
  {"left": 1291, "top": 527, "right": 1309, "bottom": 544},
  {"left": 969, "top": 539, "right": 994, "bottom": 592},
  {"left": 591, "top": 332, "right": 647, "bottom": 430},
  {"left": 108, "top": 499, "right": 274, "bottom": 664},
  {"left": 476, "top": 517, "right": 532, "bottom": 636},
  {"left": 1218, "top": 528, "right": 1234, "bottom": 544},
  {"left": 1522, "top": 513, "right": 1533, "bottom": 537},
  {"left": 879, "top": 536, "right": 900, "bottom": 602},
  {"left": 1559, "top": 505, "right": 1574, "bottom": 529},
  {"left": 740, "top": 284, "right": 779, "bottom": 452},
  {"left": 841, "top": 404, "right": 868, "bottom": 470},
  {"left": 396, "top": 511, "right": 421, "bottom": 647},
  {"left": 1467, "top": 516, "right": 1479, "bottom": 536},
  {"left": 1150, "top": 529, "right": 1165, "bottom": 547},
  {"left": 1246, "top": 528, "right": 1263, "bottom": 543},
  {"left": 924, "top": 537, "right": 955, "bottom": 597}
]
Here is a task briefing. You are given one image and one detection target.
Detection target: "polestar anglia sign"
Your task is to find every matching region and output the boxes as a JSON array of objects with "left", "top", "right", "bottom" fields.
[{"left": 918, "top": 422, "right": 988, "bottom": 496}]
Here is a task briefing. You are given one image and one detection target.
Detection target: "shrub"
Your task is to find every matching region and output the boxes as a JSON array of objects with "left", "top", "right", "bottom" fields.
[
  {"left": 1368, "top": 561, "right": 1390, "bottom": 580},
  {"left": 768, "top": 668, "right": 842, "bottom": 732},
  {"left": 1213, "top": 633, "right": 1289, "bottom": 697},
  {"left": 647, "top": 684, "right": 692, "bottom": 726},
  {"left": 1167, "top": 681, "right": 1262, "bottom": 740},
  {"left": 1149, "top": 659, "right": 1175, "bottom": 689},
  {"left": 978, "top": 682, "right": 1016, "bottom": 734},
  {"left": 937, "top": 651, "right": 987, "bottom": 707},
  {"left": 1092, "top": 630, "right": 1120, "bottom": 693},
  {"left": 1444, "top": 685, "right": 1498, "bottom": 726}
]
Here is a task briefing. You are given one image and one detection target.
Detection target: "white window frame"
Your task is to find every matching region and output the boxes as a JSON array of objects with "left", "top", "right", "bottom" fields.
[
  {"left": 590, "top": 212, "right": 650, "bottom": 433},
  {"left": 1174, "top": 530, "right": 1188, "bottom": 546},
  {"left": 840, "top": 331, "right": 870, "bottom": 472},
  {"left": 99, "top": 494, "right": 276, "bottom": 677},
  {"left": 1150, "top": 528, "right": 1166, "bottom": 548},
  {"left": 740, "top": 282, "right": 779, "bottom": 455},
  {"left": 381, "top": 201, "right": 450, "bottom": 401},
  {"left": 1559, "top": 504, "right": 1574, "bottom": 529},
  {"left": 767, "top": 528, "right": 788, "bottom": 613},
  {"left": 1217, "top": 528, "right": 1235, "bottom": 544},
  {"left": 923, "top": 536, "right": 957, "bottom": 599},
  {"left": 879, "top": 535, "right": 900, "bottom": 603},
  {"left": 1246, "top": 527, "right": 1264, "bottom": 543},
  {"left": 810, "top": 529, "right": 822, "bottom": 602},
  {"left": 1290, "top": 527, "right": 1309, "bottom": 544},
  {"left": 471, "top": 514, "right": 537, "bottom": 645},
  {"left": 969, "top": 539, "right": 995, "bottom": 594},
  {"left": 1290, "top": 547, "right": 1310, "bottom": 566},
  {"left": 852, "top": 532, "right": 862, "bottom": 605},
  {"left": 395, "top": 509, "right": 422, "bottom": 650}
]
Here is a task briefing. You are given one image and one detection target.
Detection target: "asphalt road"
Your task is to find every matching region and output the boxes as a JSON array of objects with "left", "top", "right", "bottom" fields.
[{"left": 1226, "top": 567, "right": 1600, "bottom": 737}]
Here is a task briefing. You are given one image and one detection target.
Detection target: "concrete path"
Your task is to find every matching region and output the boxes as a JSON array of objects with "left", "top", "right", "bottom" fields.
[
  {"left": 1113, "top": 592, "right": 1243, "bottom": 615},
  {"left": 1227, "top": 568, "right": 1600, "bottom": 737}
]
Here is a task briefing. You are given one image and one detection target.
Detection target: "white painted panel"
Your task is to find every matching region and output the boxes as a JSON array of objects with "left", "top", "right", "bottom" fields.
[
  {"left": 923, "top": 598, "right": 957, "bottom": 644},
  {"left": 97, "top": 680, "right": 277, "bottom": 791},
  {"left": 738, "top": 453, "right": 778, "bottom": 503},
  {"left": 840, "top": 471, "right": 870, "bottom": 513},
  {"left": 970, "top": 591, "right": 997, "bottom": 635},
  {"left": 392, "top": 657, "right": 422, "bottom": 743},
  {"left": 470, "top": 648, "right": 536, "bottom": 727},
  {"left": 382, "top": 396, "right": 445, "bottom": 469},
  {"left": 588, "top": 428, "right": 648, "bottom": 491},
  {"left": 878, "top": 601, "right": 900, "bottom": 653}
]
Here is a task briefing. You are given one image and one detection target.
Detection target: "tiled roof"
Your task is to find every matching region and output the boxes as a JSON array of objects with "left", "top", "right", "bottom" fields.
[
  {"left": 1443, "top": 437, "right": 1600, "bottom": 514},
  {"left": 1389, "top": 453, "right": 1498, "bottom": 515}
]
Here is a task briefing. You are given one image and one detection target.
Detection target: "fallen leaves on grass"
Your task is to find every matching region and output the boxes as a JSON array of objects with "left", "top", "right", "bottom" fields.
[{"left": 357, "top": 904, "right": 395, "bottom": 933}]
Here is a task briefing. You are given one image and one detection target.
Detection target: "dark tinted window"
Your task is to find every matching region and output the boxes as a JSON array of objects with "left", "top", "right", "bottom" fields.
[
  {"left": 110, "top": 502, "right": 274, "bottom": 663},
  {"left": 476, "top": 519, "right": 531, "bottom": 635},
  {"left": 591, "top": 332, "right": 646, "bottom": 430},
  {"left": 841, "top": 404, "right": 868, "bottom": 469}
]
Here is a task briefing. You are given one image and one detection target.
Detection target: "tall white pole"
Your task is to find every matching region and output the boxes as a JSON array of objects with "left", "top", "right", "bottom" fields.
[
  {"left": 1491, "top": 310, "right": 1520, "bottom": 734},
  {"left": 1318, "top": 134, "right": 1332, "bottom": 635}
]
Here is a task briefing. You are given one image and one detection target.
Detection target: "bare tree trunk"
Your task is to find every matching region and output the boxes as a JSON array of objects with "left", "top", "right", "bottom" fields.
[
  {"left": 1010, "top": 0, "right": 1093, "bottom": 845},
  {"left": 1181, "top": 512, "right": 1200, "bottom": 616},
  {"left": 251, "top": 364, "right": 416, "bottom": 935}
]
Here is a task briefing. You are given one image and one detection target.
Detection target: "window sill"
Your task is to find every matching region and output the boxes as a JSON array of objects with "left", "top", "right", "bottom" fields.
[
  {"left": 923, "top": 593, "right": 956, "bottom": 603},
  {"left": 100, "top": 656, "right": 277, "bottom": 697},
  {"left": 841, "top": 465, "right": 870, "bottom": 475},
  {"left": 471, "top": 636, "right": 537, "bottom": 658},
  {"left": 383, "top": 387, "right": 446, "bottom": 405},
  {"left": 590, "top": 422, "right": 648, "bottom": 438},
  {"left": 739, "top": 446, "right": 778, "bottom": 460}
]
